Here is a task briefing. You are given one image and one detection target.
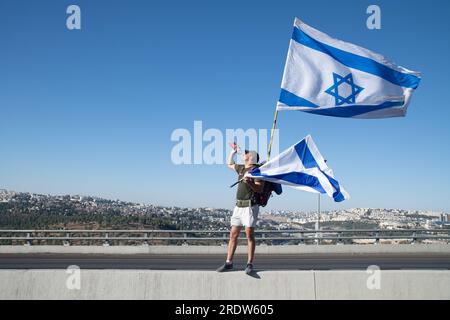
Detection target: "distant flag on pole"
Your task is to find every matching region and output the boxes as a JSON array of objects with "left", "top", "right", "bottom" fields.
[
  {"left": 246, "top": 135, "right": 349, "bottom": 202},
  {"left": 277, "top": 18, "right": 421, "bottom": 118}
]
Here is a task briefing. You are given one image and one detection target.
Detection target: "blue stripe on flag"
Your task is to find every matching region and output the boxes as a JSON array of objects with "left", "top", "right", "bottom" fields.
[
  {"left": 292, "top": 27, "right": 421, "bottom": 89},
  {"left": 301, "top": 100, "right": 405, "bottom": 117},
  {"left": 294, "top": 140, "right": 347, "bottom": 202},
  {"left": 279, "top": 89, "right": 318, "bottom": 108},
  {"left": 278, "top": 89, "right": 405, "bottom": 118},
  {"left": 323, "top": 172, "right": 346, "bottom": 202},
  {"left": 250, "top": 169, "right": 326, "bottom": 194},
  {"left": 294, "top": 139, "right": 318, "bottom": 169}
]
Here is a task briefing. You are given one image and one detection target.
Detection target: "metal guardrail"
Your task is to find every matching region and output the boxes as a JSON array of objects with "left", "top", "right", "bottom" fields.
[{"left": 0, "top": 229, "right": 450, "bottom": 245}]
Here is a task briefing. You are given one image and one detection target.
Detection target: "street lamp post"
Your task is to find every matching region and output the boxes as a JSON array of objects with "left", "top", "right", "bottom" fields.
[{"left": 315, "top": 193, "right": 321, "bottom": 244}]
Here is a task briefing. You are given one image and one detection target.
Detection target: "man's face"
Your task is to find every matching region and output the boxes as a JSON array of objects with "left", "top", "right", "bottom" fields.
[{"left": 242, "top": 152, "right": 251, "bottom": 166}]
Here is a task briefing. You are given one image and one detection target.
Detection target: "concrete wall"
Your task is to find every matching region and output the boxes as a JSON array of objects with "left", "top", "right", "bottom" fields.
[
  {"left": 1, "top": 245, "right": 449, "bottom": 299},
  {"left": 1, "top": 269, "right": 449, "bottom": 300},
  {"left": 1, "top": 244, "right": 449, "bottom": 255}
]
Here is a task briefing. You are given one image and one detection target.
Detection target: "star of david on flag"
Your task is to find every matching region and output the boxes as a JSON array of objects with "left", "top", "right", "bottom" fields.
[
  {"left": 325, "top": 73, "right": 364, "bottom": 106},
  {"left": 277, "top": 18, "right": 422, "bottom": 119}
]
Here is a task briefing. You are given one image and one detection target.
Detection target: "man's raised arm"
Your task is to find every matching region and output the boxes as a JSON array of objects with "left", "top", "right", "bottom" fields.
[{"left": 227, "top": 148, "right": 237, "bottom": 171}]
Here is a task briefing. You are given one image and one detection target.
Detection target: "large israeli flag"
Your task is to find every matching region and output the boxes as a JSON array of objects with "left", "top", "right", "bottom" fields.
[
  {"left": 246, "top": 135, "right": 349, "bottom": 202},
  {"left": 277, "top": 18, "right": 421, "bottom": 118}
]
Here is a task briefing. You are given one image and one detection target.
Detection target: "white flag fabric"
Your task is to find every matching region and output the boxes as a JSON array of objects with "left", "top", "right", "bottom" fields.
[
  {"left": 277, "top": 18, "right": 421, "bottom": 118},
  {"left": 245, "top": 135, "right": 349, "bottom": 202}
]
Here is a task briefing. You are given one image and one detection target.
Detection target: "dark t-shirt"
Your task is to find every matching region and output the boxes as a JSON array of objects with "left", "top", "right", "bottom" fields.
[{"left": 235, "top": 164, "right": 258, "bottom": 201}]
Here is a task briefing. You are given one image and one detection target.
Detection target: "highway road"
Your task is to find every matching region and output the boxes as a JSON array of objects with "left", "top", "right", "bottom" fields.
[{"left": 1, "top": 253, "right": 450, "bottom": 270}]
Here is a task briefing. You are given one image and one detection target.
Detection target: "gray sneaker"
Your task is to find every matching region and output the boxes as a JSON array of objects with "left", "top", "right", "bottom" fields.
[
  {"left": 216, "top": 262, "right": 233, "bottom": 272},
  {"left": 245, "top": 263, "right": 254, "bottom": 275}
]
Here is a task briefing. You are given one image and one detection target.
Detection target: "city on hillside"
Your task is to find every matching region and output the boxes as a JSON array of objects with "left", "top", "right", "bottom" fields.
[{"left": 1, "top": 189, "right": 449, "bottom": 232}]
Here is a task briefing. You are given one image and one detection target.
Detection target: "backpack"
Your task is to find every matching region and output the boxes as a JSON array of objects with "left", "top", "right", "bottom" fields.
[{"left": 242, "top": 165, "right": 283, "bottom": 207}]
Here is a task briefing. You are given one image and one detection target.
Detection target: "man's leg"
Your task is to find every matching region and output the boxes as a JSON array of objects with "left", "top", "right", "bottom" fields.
[
  {"left": 217, "top": 225, "right": 241, "bottom": 272},
  {"left": 226, "top": 226, "right": 241, "bottom": 262},
  {"left": 245, "top": 227, "right": 255, "bottom": 264}
]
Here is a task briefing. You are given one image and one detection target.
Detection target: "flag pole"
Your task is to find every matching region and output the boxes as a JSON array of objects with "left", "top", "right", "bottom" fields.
[{"left": 267, "top": 107, "right": 279, "bottom": 160}]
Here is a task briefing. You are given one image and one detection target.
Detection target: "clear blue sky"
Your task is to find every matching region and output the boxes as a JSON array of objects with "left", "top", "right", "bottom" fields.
[{"left": 1, "top": 0, "right": 449, "bottom": 212}]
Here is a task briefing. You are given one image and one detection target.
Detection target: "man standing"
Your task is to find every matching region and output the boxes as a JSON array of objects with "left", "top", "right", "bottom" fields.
[{"left": 216, "top": 144, "right": 264, "bottom": 274}]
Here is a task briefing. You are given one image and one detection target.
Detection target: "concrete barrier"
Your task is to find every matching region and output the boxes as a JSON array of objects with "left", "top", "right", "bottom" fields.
[
  {"left": 1, "top": 244, "right": 449, "bottom": 255},
  {"left": 1, "top": 245, "right": 449, "bottom": 299},
  {"left": 314, "top": 270, "right": 450, "bottom": 300},
  {"left": 0, "top": 269, "right": 449, "bottom": 300}
]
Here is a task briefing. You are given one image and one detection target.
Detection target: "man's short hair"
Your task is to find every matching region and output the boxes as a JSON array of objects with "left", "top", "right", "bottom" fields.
[{"left": 245, "top": 150, "right": 260, "bottom": 164}]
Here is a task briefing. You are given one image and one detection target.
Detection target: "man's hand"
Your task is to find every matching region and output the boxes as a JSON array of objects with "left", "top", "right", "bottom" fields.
[
  {"left": 229, "top": 142, "right": 241, "bottom": 153},
  {"left": 227, "top": 142, "right": 240, "bottom": 171},
  {"left": 244, "top": 177, "right": 264, "bottom": 193}
]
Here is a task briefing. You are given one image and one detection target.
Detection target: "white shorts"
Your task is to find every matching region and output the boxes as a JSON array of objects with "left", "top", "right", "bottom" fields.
[{"left": 230, "top": 205, "right": 259, "bottom": 228}]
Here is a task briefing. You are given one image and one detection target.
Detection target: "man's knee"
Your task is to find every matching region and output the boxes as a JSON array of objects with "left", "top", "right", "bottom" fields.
[
  {"left": 230, "top": 228, "right": 240, "bottom": 240},
  {"left": 246, "top": 229, "right": 255, "bottom": 241}
]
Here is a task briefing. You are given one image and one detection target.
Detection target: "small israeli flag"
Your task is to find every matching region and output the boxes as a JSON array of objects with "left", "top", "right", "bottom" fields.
[
  {"left": 277, "top": 18, "right": 421, "bottom": 118},
  {"left": 246, "top": 135, "right": 349, "bottom": 202}
]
